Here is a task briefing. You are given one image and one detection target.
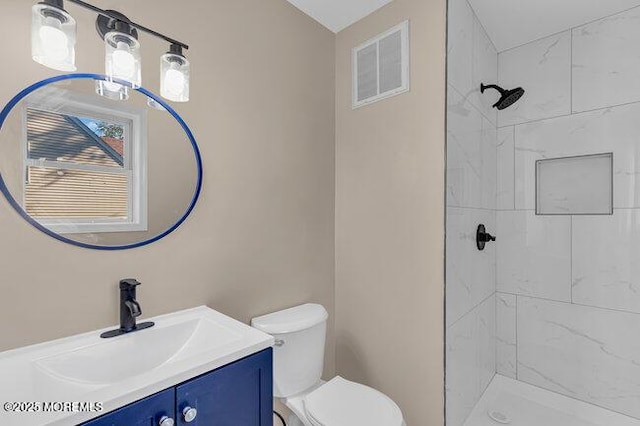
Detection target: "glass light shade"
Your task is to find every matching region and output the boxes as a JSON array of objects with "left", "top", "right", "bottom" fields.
[
  {"left": 31, "top": 3, "right": 77, "bottom": 71},
  {"left": 105, "top": 31, "right": 141, "bottom": 88},
  {"left": 95, "top": 80, "right": 130, "bottom": 101},
  {"left": 160, "top": 53, "right": 190, "bottom": 102}
]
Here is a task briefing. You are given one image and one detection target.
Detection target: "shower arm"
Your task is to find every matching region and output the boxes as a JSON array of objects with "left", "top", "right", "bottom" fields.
[{"left": 480, "top": 84, "right": 506, "bottom": 95}]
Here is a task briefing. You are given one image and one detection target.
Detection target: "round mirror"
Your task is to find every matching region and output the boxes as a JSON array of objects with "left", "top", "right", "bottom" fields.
[{"left": 0, "top": 74, "right": 202, "bottom": 250}]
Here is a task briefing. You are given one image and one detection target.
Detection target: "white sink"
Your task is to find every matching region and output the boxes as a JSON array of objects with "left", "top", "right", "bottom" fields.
[
  {"left": 35, "top": 316, "right": 240, "bottom": 385},
  {"left": 0, "top": 306, "right": 273, "bottom": 426}
]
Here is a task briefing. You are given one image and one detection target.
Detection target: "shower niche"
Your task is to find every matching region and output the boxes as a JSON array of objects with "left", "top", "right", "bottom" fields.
[{"left": 535, "top": 153, "right": 613, "bottom": 215}]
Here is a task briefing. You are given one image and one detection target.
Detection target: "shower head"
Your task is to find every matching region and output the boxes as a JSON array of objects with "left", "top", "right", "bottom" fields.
[{"left": 480, "top": 83, "right": 525, "bottom": 110}]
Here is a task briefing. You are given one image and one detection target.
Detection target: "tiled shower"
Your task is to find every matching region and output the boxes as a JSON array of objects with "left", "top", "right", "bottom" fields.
[{"left": 446, "top": 1, "right": 640, "bottom": 425}]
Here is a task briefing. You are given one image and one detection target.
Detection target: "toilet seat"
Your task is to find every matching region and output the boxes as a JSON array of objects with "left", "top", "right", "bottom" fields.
[{"left": 302, "top": 376, "right": 404, "bottom": 426}]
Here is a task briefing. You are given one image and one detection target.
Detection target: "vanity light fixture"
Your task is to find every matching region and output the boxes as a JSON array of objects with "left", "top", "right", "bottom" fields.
[
  {"left": 161, "top": 44, "right": 190, "bottom": 102},
  {"left": 30, "top": 0, "right": 191, "bottom": 102},
  {"left": 99, "top": 13, "right": 142, "bottom": 88},
  {"left": 31, "top": 0, "right": 77, "bottom": 71}
]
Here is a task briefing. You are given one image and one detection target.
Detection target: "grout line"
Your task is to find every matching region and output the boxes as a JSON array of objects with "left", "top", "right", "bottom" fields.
[
  {"left": 494, "top": 208, "right": 640, "bottom": 213},
  {"left": 469, "top": 1, "right": 476, "bottom": 124},
  {"left": 498, "top": 29, "right": 571, "bottom": 55},
  {"left": 465, "top": 0, "right": 500, "bottom": 55},
  {"left": 443, "top": 3, "right": 450, "bottom": 422},
  {"left": 515, "top": 294, "right": 518, "bottom": 380},
  {"left": 447, "top": 205, "right": 496, "bottom": 212},
  {"left": 498, "top": 291, "right": 640, "bottom": 317},
  {"left": 490, "top": 206, "right": 638, "bottom": 216},
  {"left": 512, "top": 125, "right": 516, "bottom": 210},
  {"left": 494, "top": 292, "right": 498, "bottom": 376},
  {"left": 570, "top": 29, "right": 573, "bottom": 114},
  {"left": 568, "top": 3, "right": 640, "bottom": 36},
  {"left": 496, "top": 3, "right": 640, "bottom": 55},
  {"left": 495, "top": 208, "right": 533, "bottom": 212},
  {"left": 497, "top": 96, "right": 640, "bottom": 129},
  {"left": 570, "top": 216, "right": 573, "bottom": 304},
  {"left": 447, "top": 292, "right": 496, "bottom": 329},
  {"left": 510, "top": 370, "right": 640, "bottom": 421},
  {"left": 497, "top": 29, "right": 501, "bottom": 127},
  {"left": 496, "top": 19, "right": 500, "bottom": 126}
]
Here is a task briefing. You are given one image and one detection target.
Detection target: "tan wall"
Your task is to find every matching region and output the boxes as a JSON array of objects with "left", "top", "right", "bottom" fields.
[
  {"left": 0, "top": 0, "right": 336, "bottom": 376},
  {"left": 335, "top": 0, "right": 446, "bottom": 424}
]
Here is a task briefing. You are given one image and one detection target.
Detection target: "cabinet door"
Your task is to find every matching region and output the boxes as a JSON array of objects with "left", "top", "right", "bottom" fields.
[
  {"left": 82, "top": 388, "right": 175, "bottom": 426},
  {"left": 176, "top": 348, "right": 273, "bottom": 426}
]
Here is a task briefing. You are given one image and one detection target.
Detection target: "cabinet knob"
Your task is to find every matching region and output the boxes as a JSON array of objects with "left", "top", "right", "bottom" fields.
[
  {"left": 183, "top": 406, "right": 198, "bottom": 423},
  {"left": 159, "top": 416, "right": 175, "bottom": 426}
]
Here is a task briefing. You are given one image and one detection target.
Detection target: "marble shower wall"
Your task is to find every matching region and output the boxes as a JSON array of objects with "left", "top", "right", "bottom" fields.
[
  {"left": 445, "top": 0, "right": 498, "bottom": 425},
  {"left": 495, "top": 5, "right": 640, "bottom": 419}
]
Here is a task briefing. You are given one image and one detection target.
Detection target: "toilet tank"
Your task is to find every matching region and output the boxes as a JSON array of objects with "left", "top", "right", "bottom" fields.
[{"left": 251, "top": 304, "right": 328, "bottom": 398}]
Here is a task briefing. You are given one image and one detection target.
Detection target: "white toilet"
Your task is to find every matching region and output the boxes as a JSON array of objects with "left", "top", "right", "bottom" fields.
[{"left": 251, "top": 303, "right": 405, "bottom": 426}]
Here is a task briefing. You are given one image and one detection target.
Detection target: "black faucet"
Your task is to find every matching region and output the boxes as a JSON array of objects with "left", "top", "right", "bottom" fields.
[{"left": 101, "top": 279, "right": 155, "bottom": 338}]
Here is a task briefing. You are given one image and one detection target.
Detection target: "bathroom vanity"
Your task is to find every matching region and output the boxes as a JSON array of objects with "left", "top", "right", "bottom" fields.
[
  {"left": 0, "top": 306, "right": 274, "bottom": 425},
  {"left": 84, "top": 349, "right": 272, "bottom": 425}
]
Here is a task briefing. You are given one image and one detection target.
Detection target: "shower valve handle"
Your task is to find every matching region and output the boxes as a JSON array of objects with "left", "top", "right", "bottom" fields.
[
  {"left": 476, "top": 224, "right": 496, "bottom": 251},
  {"left": 479, "top": 233, "right": 496, "bottom": 242}
]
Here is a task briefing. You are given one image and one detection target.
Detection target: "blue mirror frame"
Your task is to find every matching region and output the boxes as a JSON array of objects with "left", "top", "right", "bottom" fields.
[{"left": 0, "top": 73, "right": 203, "bottom": 250}]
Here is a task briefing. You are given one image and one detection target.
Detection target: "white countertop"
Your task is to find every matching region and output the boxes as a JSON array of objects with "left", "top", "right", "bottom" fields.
[{"left": 0, "top": 306, "right": 274, "bottom": 425}]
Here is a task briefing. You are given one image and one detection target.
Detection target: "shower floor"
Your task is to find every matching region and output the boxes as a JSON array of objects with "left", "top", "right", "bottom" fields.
[{"left": 463, "top": 375, "right": 640, "bottom": 426}]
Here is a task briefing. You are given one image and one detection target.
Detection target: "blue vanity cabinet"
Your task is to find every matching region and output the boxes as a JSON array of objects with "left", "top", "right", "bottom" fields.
[
  {"left": 82, "top": 349, "right": 273, "bottom": 426},
  {"left": 176, "top": 348, "right": 273, "bottom": 425},
  {"left": 83, "top": 388, "right": 175, "bottom": 426}
]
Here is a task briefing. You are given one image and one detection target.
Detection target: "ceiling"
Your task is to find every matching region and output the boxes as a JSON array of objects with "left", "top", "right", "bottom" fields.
[
  {"left": 468, "top": 0, "right": 640, "bottom": 51},
  {"left": 285, "top": 0, "right": 640, "bottom": 50},
  {"left": 286, "top": 0, "right": 394, "bottom": 33}
]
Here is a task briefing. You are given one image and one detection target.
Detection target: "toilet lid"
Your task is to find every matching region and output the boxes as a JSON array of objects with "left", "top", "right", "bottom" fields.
[{"left": 303, "top": 376, "right": 403, "bottom": 426}]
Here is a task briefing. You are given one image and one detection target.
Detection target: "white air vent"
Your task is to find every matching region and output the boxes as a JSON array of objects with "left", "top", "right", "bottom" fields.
[{"left": 352, "top": 20, "right": 410, "bottom": 109}]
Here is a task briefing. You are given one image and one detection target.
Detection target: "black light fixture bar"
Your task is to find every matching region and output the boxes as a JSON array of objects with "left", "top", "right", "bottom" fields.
[{"left": 64, "top": 0, "right": 189, "bottom": 50}]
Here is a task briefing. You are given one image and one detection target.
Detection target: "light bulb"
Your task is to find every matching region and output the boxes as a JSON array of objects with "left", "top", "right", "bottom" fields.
[
  {"left": 164, "top": 68, "right": 186, "bottom": 96},
  {"left": 112, "top": 46, "right": 136, "bottom": 79},
  {"left": 39, "top": 18, "right": 69, "bottom": 61}
]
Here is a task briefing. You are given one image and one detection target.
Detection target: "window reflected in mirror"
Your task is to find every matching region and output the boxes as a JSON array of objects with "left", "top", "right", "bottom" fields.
[{"left": 23, "top": 96, "right": 147, "bottom": 234}]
